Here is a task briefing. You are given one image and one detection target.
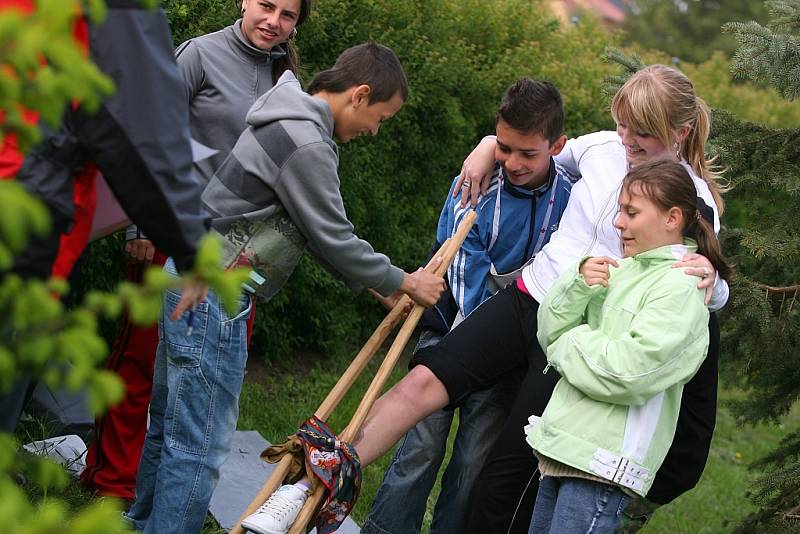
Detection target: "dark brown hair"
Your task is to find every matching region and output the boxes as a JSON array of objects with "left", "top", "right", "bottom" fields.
[
  {"left": 622, "top": 159, "right": 733, "bottom": 281},
  {"left": 270, "top": 0, "right": 312, "bottom": 83},
  {"left": 496, "top": 78, "right": 564, "bottom": 144},
  {"left": 307, "top": 43, "right": 408, "bottom": 103}
]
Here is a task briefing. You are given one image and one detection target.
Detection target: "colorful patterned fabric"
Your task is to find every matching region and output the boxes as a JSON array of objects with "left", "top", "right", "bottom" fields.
[{"left": 297, "top": 416, "right": 361, "bottom": 534}]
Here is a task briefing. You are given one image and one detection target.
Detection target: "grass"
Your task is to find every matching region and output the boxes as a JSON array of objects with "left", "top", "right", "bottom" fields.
[
  {"left": 641, "top": 393, "right": 799, "bottom": 533},
  {"left": 16, "top": 337, "right": 797, "bottom": 533}
]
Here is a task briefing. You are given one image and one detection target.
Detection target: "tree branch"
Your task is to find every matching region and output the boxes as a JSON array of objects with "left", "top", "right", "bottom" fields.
[{"left": 757, "top": 284, "right": 800, "bottom": 294}]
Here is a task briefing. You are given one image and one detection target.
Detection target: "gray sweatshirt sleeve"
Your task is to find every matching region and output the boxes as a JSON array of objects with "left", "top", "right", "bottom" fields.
[
  {"left": 175, "top": 39, "right": 203, "bottom": 103},
  {"left": 273, "top": 142, "right": 404, "bottom": 296}
]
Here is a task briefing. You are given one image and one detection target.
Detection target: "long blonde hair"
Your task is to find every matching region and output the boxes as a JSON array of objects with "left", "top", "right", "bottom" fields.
[{"left": 611, "top": 65, "right": 726, "bottom": 214}]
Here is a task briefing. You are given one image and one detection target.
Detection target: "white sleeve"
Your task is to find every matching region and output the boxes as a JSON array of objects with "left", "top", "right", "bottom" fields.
[
  {"left": 553, "top": 137, "right": 582, "bottom": 176},
  {"left": 707, "top": 273, "right": 729, "bottom": 311},
  {"left": 685, "top": 166, "right": 728, "bottom": 310}
]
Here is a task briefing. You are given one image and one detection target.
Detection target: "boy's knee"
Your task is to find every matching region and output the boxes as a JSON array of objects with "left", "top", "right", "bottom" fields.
[{"left": 393, "top": 365, "right": 449, "bottom": 409}]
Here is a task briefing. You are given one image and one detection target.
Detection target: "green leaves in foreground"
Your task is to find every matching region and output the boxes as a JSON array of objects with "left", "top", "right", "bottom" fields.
[
  {"left": 0, "top": 190, "right": 248, "bottom": 421},
  {"left": 192, "top": 235, "right": 252, "bottom": 315},
  {"left": 2, "top": 431, "right": 135, "bottom": 534},
  {"left": 0, "top": 430, "right": 134, "bottom": 533},
  {"left": 0, "top": 195, "right": 248, "bottom": 533},
  {"left": 1, "top": 235, "right": 249, "bottom": 416},
  {"left": 0, "top": 181, "right": 50, "bottom": 270},
  {"left": 0, "top": 1, "right": 114, "bottom": 152}
]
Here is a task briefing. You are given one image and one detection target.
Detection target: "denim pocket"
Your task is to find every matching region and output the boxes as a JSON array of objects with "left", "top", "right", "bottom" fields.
[
  {"left": 163, "top": 291, "right": 210, "bottom": 360},
  {"left": 169, "top": 364, "right": 213, "bottom": 455}
]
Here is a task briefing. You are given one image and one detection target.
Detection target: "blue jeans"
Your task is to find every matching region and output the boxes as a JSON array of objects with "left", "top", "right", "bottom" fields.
[
  {"left": 529, "top": 477, "right": 630, "bottom": 534},
  {"left": 362, "top": 331, "right": 518, "bottom": 534},
  {"left": 126, "top": 258, "right": 252, "bottom": 534}
]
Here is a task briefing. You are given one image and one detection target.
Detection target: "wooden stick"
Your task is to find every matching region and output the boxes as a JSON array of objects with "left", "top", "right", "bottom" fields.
[
  {"left": 229, "top": 238, "right": 453, "bottom": 534},
  {"left": 314, "top": 237, "right": 452, "bottom": 421},
  {"left": 287, "top": 211, "right": 476, "bottom": 534}
]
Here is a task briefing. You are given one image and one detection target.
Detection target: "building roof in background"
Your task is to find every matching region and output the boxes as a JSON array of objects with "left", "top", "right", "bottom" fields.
[{"left": 546, "top": 0, "right": 627, "bottom": 26}]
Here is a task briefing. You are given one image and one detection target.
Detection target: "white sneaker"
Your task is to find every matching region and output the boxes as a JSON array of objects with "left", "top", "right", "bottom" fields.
[{"left": 241, "top": 484, "right": 309, "bottom": 534}]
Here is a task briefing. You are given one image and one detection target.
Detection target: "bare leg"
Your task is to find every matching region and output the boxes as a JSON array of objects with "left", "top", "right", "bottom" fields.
[
  {"left": 285, "top": 367, "right": 448, "bottom": 490},
  {"left": 241, "top": 368, "right": 448, "bottom": 532},
  {"left": 353, "top": 365, "right": 450, "bottom": 466}
]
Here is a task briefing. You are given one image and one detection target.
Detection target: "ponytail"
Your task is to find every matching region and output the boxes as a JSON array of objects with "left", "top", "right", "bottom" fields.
[
  {"left": 683, "top": 97, "right": 727, "bottom": 215},
  {"left": 685, "top": 210, "right": 733, "bottom": 282},
  {"left": 272, "top": 41, "right": 299, "bottom": 83}
]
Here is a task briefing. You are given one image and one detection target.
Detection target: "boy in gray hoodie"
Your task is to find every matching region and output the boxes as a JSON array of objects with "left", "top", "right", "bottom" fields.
[
  {"left": 203, "top": 42, "right": 435, "bottom": 303},
  {"left": 126, "top": 43, "right": 445, "bottom": 534}
]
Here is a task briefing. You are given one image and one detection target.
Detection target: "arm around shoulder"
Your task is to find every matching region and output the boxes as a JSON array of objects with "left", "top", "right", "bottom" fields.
[{"left": 707, "top": 275, "right": 729, "bottom": 312}]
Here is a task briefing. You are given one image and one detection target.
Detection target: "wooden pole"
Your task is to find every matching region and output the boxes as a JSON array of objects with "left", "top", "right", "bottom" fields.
[
  {"left": 230, "top": 237, "right": 455, "bottom": 534},
  {"left": 313, "top": 237, "right": 452, "bottom": 422},
  {"left": 287, "top": 211, "right": 476, "bottom": 534}
]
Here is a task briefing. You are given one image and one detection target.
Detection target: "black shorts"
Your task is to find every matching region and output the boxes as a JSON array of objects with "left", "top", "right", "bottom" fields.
[{"left": 410, "top": 284, "right": 547, "bottom": 409}]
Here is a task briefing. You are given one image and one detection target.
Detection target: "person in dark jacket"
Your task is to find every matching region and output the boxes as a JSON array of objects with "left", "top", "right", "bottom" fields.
[
  {"left": 81, "top": 0, "right": 313, "bottom": 502},
  {"left": 2, "top": 0, "right": 209, "bottom": 433}
]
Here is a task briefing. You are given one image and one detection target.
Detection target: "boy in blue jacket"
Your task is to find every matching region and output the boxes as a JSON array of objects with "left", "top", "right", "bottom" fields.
[{"left": 362, "top": 78, "right": 577, "bottom": 534}]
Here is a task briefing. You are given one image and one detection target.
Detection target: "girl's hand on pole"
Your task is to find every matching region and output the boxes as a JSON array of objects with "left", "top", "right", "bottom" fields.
[{"left": 579, "top": 256, "right": 619, "bottom": 287}]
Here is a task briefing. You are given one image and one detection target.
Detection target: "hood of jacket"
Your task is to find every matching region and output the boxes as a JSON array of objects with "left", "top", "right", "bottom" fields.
[{"left": 245, "top": 70, "right": 334, "bottom": 137}]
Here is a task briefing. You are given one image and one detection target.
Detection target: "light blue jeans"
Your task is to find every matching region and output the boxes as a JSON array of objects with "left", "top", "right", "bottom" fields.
[
  {"left": 126, "top": 258, "right": 252, "bottom": 534},
  {"left": 528, "top": 476, "right": 630, "bottom": 534},
  {"left": 362, "top": 331, "right": 518, "bottom": 534}
]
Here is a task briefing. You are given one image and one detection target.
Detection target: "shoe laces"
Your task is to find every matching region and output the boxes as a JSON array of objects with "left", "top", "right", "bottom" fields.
[{"left": 257, "top": 490, "right": 302, "bottom": 519}]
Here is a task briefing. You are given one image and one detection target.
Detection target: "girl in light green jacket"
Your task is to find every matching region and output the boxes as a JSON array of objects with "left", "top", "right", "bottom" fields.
[{"left": 526, "top": 159, "right": 733, "bottom": 533}]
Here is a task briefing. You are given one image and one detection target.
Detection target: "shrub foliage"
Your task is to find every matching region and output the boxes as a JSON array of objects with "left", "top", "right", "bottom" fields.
[{"left": 153, "top": 0, "right": 617, "bottom": 361}]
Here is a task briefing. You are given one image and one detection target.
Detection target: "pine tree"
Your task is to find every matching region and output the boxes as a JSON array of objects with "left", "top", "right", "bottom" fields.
[
  {"left": 622, "top": 0, "right": 769, "bottom": 64},
  {"left": 719, "top": 2, "right": 800, "bottom": 531}
]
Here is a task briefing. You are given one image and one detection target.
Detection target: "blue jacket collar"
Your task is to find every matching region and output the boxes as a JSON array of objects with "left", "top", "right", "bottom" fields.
[{"left": 500, "top": 157, "right": 555, "bottom": 198}]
